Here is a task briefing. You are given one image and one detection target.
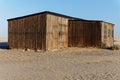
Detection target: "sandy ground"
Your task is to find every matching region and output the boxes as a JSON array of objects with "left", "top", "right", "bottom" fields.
[
  {"left": 0, "top": 38, "right": 120, "bottom": 80},
  {"left": 0, "top": 48, "right": 119, "bottom": 80}
]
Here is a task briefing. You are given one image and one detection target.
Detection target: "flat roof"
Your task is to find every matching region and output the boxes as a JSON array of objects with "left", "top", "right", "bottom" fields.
[
  {"left": 69, "top": 19, "right": 114, "bottom": 25},
  {"left": 7, "top": 11, "right": 84, "bottom": 21},
  {"left": 7, "top": 11, "right": 114, "bottom": 25}
]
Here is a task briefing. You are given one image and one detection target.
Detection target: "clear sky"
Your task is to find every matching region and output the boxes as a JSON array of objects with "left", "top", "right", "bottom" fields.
[{"left": 0, "top": 0, "right": 120, "bottom": 38}]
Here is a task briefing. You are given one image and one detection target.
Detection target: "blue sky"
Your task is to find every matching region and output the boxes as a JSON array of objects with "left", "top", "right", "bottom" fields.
[{"left": 0, "top": 0, "right": 120, "bottom": 38}]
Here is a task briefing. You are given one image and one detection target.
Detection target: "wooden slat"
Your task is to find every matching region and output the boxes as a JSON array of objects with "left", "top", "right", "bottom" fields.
[
  {"left": 8, "top": 14, "right": 46, "bottom": 50},
  {"left": 46, "top": 14, "right": 71, "bottom": 50},
  {"left": 68, "top": 20, "right": 102, "bottom": 48}
]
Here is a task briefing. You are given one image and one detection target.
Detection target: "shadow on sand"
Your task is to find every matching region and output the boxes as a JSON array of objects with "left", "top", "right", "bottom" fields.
[{"left": 0, "top": 42, "right": 8, "bottom": 49}]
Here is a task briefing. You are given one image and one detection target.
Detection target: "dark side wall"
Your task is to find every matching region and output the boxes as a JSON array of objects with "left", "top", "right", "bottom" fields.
[
  {"left": 68, "top": 20, "right": 101, "bottom": 48},
  {"left": 8, "top": 14, "right": 46, "bottom": 50}
]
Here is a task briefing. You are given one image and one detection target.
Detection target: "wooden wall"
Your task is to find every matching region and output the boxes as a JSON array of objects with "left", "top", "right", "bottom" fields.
[
  {"left": 46, "top": 14, "right": 70, "bottom": 50},
  {"left": 68, "top": 20, "right": 101, "bottom": 48},
  {"left": 8, "top": 14, "right": 46, "bottom": 50},
  {"left": 101, "top": 22, "right": 114, "bottom": 47},
  {"left": 8, "top": 13, "right": 75, "bottom": 51}
]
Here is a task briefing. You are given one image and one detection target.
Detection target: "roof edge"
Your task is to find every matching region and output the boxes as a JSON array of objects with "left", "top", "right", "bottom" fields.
[
  {"left": 7, "top": 11, "right": 84, "bottom": 21},
  {"left": 69, "top": 19, "right": 115, "bottom": 25}
]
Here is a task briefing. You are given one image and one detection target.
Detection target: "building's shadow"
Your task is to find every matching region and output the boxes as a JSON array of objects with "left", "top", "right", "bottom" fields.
[{"left": 0, "top": 42, "right": 8, "bottom": 49}]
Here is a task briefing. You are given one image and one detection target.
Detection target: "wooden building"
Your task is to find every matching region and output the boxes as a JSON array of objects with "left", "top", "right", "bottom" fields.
[
  {"left": 8, "top": 11, "right": 114, "bottom": 51},
  {"left": 68, "top": 20, "right": 114, "bottom": 48},
  {"left": 8, "top": 11, "right": 83, "bottom": 50}
]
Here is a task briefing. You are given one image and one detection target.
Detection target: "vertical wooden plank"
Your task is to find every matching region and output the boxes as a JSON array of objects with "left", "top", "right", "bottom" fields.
[
  {"left": 8, "top": 21, "right": 12, "bottom": 49},
  {"left": 68, "top": 20, "right": 103, "bottom": 48}
]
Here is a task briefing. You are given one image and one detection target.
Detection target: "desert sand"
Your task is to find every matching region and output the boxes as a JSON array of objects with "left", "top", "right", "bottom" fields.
[
  {"left": 0, "top": 38, "right": 120, "bottom": 80},
  {"left": 0, "top": 38, "right": 8, "bottom": 42}
]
